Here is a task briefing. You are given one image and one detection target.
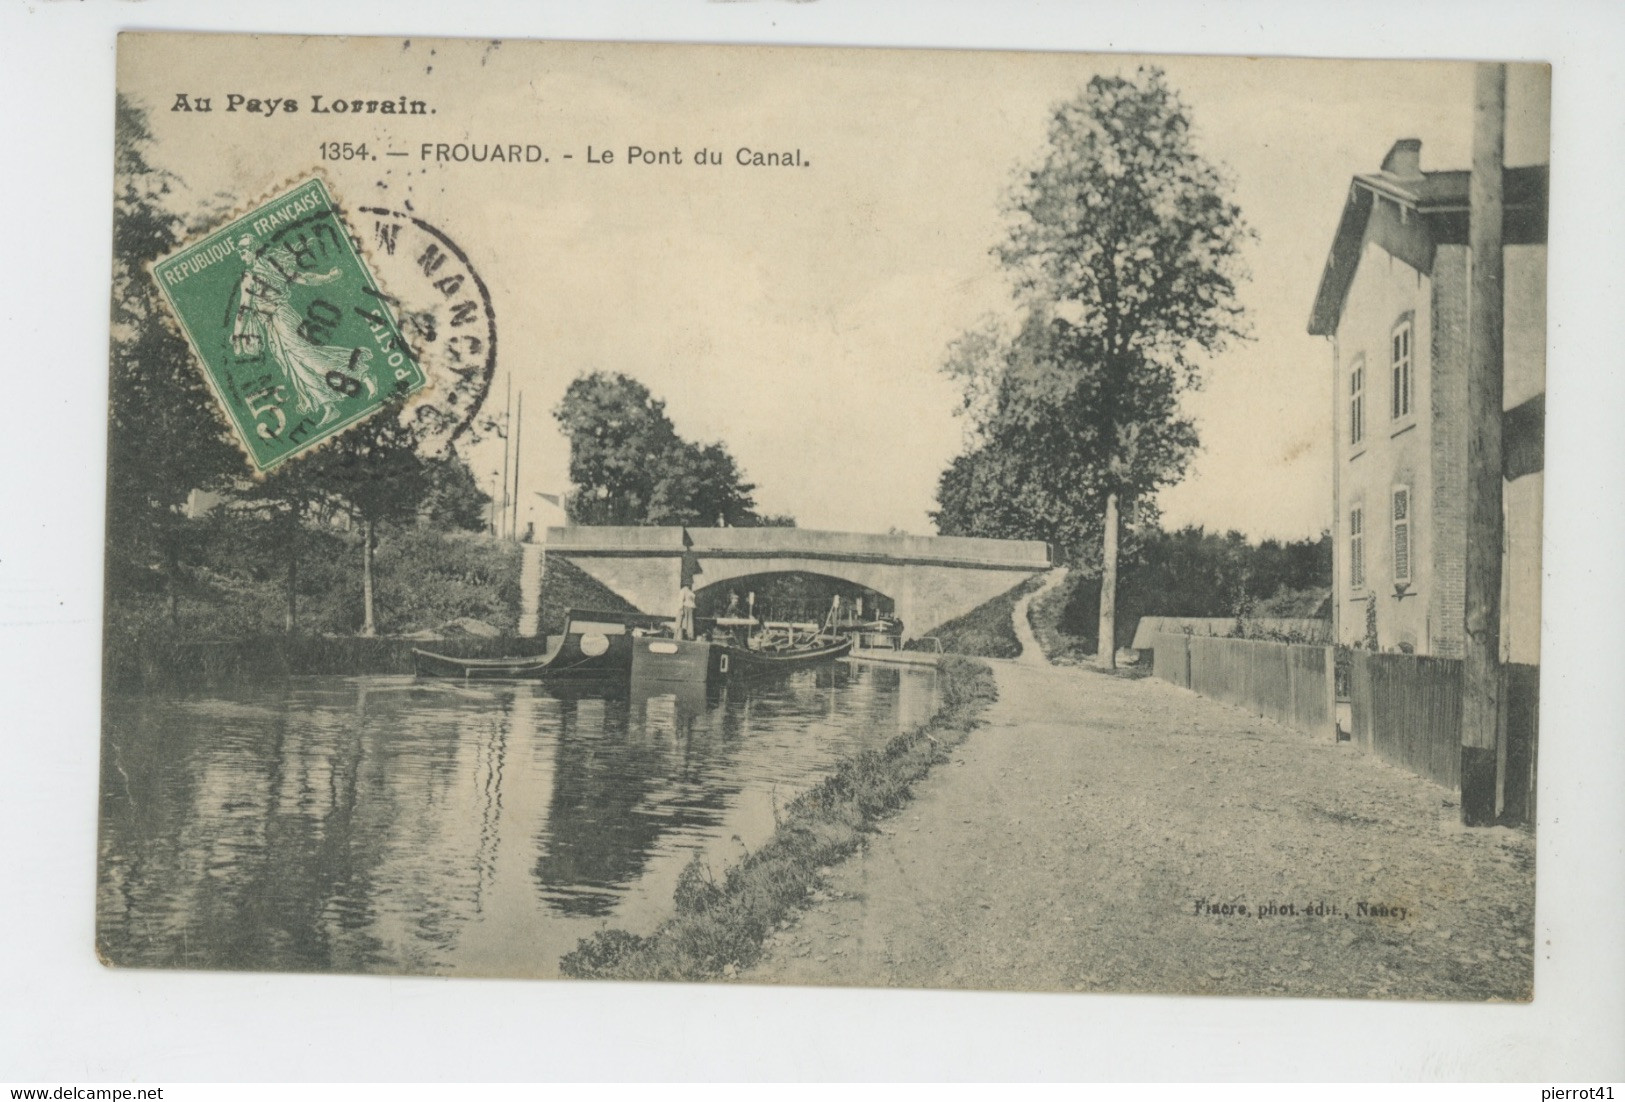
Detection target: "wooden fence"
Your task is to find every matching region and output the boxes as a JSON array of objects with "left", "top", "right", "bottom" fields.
[
  {"left": 1347, "top": 651, "right": 1463, "bottom": 787},
  {"left": 1133, "top": 616, "right": 1332, "bottom": 649},
  {"left": 1348, "top": 651, "right": 1539, "bottom": 821},
  {"left": 1151, "top": 633, "right": 1334, "bottom": 738},
  {"left": 1151, "top": 633, "right": 1538, "bottom": 824}
]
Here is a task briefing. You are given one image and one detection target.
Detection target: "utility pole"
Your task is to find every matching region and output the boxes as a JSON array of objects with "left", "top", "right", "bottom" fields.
[
  {"left": 511, "top": 391, "right": 524, "bottom": 540},
  {"left": 499, "top": 374, "right": 513, "bottom": 541},
  {"left": 1096, "top": 491, "right": 1119, "bottom": 669},
  {"left": 1461, "top": 62, "right": 1506, "bottom": 826}
]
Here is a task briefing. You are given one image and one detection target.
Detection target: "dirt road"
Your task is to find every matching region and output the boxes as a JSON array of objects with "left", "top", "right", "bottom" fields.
[
  {"left": 1012, "top": 568, "right": 1068, "bottom": 666},
  {"left": 744, "top": 659, "right": 1534, "bottom": 1000}
]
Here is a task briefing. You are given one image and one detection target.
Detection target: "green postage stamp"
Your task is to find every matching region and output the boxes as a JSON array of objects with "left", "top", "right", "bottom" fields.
[{"left": 152, "top": 177, "right": 426, "bottom": 471}]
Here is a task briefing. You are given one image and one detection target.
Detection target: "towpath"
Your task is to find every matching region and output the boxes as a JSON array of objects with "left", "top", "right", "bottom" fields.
[
  {"left": 744, "top": 659, "right": 1534, "bottom": 1000},
  {"left": 1011, "top": 567, "right": 1068, "bottom": 666}
]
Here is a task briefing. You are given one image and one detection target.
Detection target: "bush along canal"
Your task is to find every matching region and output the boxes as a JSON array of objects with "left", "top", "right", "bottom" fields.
[{"left": 560, "top": 655, "right": 998, "bottom": 981}]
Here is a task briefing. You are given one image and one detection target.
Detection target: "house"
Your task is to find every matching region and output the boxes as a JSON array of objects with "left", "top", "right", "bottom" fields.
[{"left": 1307, "top": 140, "right": 1546, "bottom": 665}]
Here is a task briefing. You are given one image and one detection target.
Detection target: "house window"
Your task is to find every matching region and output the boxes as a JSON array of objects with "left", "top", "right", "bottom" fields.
[
  {"left": 1391, "top": 318, "right": 1413, "bottom": 420},
  {"left": 1349, "top": 506, "right": 1365, "bottom": 591},
  {"left": 1349, "top": 356, "right": 1366, "bottom": 445},
  {"left": 1391, "top": 486, "right": 1412, "bottom": 585}
]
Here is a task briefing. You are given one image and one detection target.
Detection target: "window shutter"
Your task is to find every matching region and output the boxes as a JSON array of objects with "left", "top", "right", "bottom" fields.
[
  {"left": 1392, "top": 487, "right": 1411, "bottom": 584},
  {"left": 1350, "top": 507, "right": 1365, "bottom": 590},
  {"left": 1349, "top": 359, "right": 1365, "bottom": 444}
]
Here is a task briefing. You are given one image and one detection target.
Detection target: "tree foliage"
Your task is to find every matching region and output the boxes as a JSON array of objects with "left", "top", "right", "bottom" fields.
[
  {"left": 933, "top": 311, "right": 1183, "bottom": 562},
  {"left": 1054, "top": 526, "right": 1332, "bottom": 651},
  {"left": 647, "top": 440, "right": 759, "bottom": 528},
  {"left": 996, "top": 68, "right": 1252, "bottom": 389},
  {"left": 420, "top": 453, "right": 493, "bottom": 532},
  {"left": 107, "top": 97, "right": 492, "bottom": 636},
  {"left": 553, "top": 372, "right": 676, "bottom": 524},
  {"left": 934, "top": 68, "right": 1251, "bottom": 659},
  {"left": 306, "top": 415, "right": 435, "bottom": 530},
  {"left": 554, "top": 371, "right": 773, "bottom": 527},
  {"left": 107, "top": 96, "right": 244, "bottom": 619}
]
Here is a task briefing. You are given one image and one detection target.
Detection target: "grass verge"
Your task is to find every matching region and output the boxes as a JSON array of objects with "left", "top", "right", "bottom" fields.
[
  {"left": 905, "top": 573, "right": 1046, "bottom": 659},
  {"left": 1026, "top": 571, "right": 1092, "bottom": 664},
  {"left": 1026, "top": 574, "right": 1153, "bottom": 679},
  {"left": 559, "top": 654, "right": 999, "bottom": 982}
]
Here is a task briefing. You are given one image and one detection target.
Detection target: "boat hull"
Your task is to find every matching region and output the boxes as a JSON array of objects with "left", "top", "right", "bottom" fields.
[
  {"left": 630, "top": 634, "right": 853, "bottom": 684},
  {"left": 412, "top": 649, "right": 561, "bottom": 680},
  {"left": 628, "top": 637, "right": 726, "bottom": 683},
  {"left": 414, "top": 609, "right": 673, "bottom": 682},
  {"left": 720, "top": 635, "right": 854, "bottom": 677}
]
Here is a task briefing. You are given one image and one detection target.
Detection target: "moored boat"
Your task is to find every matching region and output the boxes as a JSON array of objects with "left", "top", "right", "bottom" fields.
[
  {"left": 413, "top": 609, "right": 673, "bottom": 681},
  {"left": 630, "top": 617, "right": 853, "bottom": 684},
  {"left": 716, "top": 632, "right": 853, "bottom": 677}
]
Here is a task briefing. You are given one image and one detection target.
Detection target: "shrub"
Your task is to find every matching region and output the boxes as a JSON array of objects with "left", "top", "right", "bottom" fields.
[{"left": 371, "top": 526, "right": 522, "bottom": 634}]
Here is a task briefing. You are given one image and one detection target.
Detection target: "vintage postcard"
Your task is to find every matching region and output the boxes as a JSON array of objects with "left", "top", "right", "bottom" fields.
[{"left": 101, "top": 33, "right": 1547, "bottom": 1000}]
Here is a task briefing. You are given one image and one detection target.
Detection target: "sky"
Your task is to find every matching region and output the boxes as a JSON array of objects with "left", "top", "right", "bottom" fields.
[{"left": 124, "top": 37, "right": 1549, "bottom": 541}]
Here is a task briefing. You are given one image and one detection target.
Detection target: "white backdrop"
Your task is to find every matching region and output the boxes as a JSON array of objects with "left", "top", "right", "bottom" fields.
[{"left": 1, "top": 0, "right": 1621, "bottom": 1082}]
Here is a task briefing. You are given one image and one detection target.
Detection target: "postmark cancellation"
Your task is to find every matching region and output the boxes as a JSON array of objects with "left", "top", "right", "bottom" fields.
[{"left": 151, "top": 176, "right": 427, "bottom": 471}]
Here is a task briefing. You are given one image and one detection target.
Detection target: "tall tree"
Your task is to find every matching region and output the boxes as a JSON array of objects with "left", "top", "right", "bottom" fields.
[
  {"left": 990, "top": 67, "right": 1252, "bottom": 667},
  {"left": 420, "top": 453, "right": 494, "bottom": 532},
  {"left": 934, "top": 313, "right": 1153, "bottom": 563},
  {"left": 307, "top": 414, "right": 434, "bottom": 635},
  {"left": 107, "top": 95, "right": 241, "bottom": 626},
  {"left": 647, "top": 440, "right": 758, "bottom": 527},
  {"left": 554, "top": 371, "right": 768, "bottom": 527},
  {"left": 237, "top": 459, "right": 326, "bottom": 634},
  {"left": 554, "top": 372, "right": 678, "bottom": 524}
]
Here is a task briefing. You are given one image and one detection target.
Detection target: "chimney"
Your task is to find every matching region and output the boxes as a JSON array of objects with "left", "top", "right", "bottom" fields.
[{"left": 1380, "top": 139, "right": 1423, "bottom": 178}]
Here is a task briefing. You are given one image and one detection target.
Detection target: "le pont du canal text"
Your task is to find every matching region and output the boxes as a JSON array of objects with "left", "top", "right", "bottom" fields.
[
  {"left": 576, "top": 145, "right": 810, "bottom": 168},
  {"left": 415, "top": 144, "right": 811, "bottom": 167}
]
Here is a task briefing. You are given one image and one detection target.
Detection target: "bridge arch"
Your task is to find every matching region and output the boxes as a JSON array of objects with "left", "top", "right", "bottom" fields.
[
  {"left": 543, "top": 526, "right": 1049, "bottom": 639},
  {"left": 693, "top": 569, "right": 896, "bottom": 625}
]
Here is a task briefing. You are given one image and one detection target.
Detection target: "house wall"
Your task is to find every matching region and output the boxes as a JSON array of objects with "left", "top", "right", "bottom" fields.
[
  {"left": 1502, "top": 242, "right": 1547, "bottom": 666},
  {"left": 1504, "top": 244, "right": 1547, "bottom": 409},
  {"left": 1438, "top": 243, "right": 1545, "bottom": 664},
  {"left": 1335, "top": 238, "right": 1545, "bottom": 664},
  {"left": 1503, "top": 472, "right": 1543, "bottom": 665},
  {"left": 1334, "top": 238, "right": 1435, "bottom": 653}
]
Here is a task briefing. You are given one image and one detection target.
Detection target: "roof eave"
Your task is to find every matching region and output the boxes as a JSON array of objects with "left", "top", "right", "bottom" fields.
[
  {"left": 1306, "top": 164, "right": 1548, "bottom": 337},
  {"left": 1307, "top": 185, "right": 1375, "bottom": 337}
]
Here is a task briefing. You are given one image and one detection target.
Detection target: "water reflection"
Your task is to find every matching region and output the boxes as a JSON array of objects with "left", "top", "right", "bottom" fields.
[{"left": 98, "top": 661, "right": 935, "bottom": 978}]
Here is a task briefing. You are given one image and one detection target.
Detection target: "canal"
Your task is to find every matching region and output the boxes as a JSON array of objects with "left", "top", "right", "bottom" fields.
[{"left": 97, "top": 660, "right": 939, "bottom": 978}]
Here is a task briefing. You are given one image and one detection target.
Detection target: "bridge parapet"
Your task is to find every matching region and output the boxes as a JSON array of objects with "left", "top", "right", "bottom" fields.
[
  {"left": 544, "top": 526, "right": 685, "bottom": 554},
  {"left": 544, "top": 526, "right": 1050, "bottom": 570}
]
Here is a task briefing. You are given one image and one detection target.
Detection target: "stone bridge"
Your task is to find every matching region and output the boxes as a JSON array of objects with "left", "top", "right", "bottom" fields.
[{"left": 543, "top": 526, "right": 1051, "bottom": 639}]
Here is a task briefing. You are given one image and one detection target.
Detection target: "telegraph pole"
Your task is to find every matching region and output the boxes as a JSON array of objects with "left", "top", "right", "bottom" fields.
[
  {"left": 511, "top": 391, "right": 524, "bottom": 540},
  {"left": 1096, "top": 491, "right": 1119, "bottom": 670},
  {"left": 1460, "top": 62, "right": 1506, "bottom": 826},
  {"left": 499, "top": 374, "right": 513, "bottom": 540}
]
